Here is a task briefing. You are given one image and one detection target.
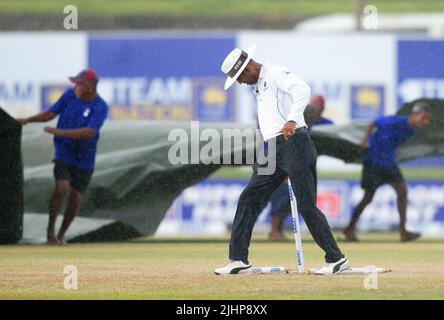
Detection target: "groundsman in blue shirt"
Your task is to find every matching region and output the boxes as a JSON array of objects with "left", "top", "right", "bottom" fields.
[
  {"left": 343, "top": 102, "right": 432, "bottom": 242},
  {"left": 19, "top": 69, "right": 108, "bottom": 245}
]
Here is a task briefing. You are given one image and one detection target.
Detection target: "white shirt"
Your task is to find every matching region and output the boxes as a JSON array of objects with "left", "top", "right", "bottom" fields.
[{"left": 254, "top": 64, "right": 311, "bottom": 141}]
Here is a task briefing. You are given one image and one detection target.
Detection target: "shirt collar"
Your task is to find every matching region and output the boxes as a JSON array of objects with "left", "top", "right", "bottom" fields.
[
  {"left": 258, "top": 64, "right": 268, "bottom": 80},
  {"left": 253, "top": 64, "right": 268, "bottom": 94}
]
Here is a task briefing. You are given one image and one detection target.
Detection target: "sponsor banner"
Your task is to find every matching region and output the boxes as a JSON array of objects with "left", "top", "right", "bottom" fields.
[
  {"left": 3, "top": 33, "right": 444, "bottom": 124},
  {"left": 88, "top": 35, "right": 236, "bottom": 121},
  {"left": 193, "top": 77, "right": 235, "bottom": 121},
  {"left": 350, "top": 84, "right": 385, "bottom": 120},
  {"left": 98, "top": 77, "right": 194, "bottom": 121},
  {"left": 0, "top": 80, "right": 35, "bottom": 117},
  {"left": 397, "top": 40, "right": 444, "bottom": 106},
  {"left": 41, "top": 85, "right": 71, "bottom": 111},
  {"left": 158, "top": 178, "right": 444, "bottom": 235}
]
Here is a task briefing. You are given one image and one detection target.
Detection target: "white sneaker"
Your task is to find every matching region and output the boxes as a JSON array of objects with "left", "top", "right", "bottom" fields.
[
  {"left": 314, "top": 256, "right": 349, "bottom": 275},
  {"left": 214, "top": 260, "right": 252, "bottom": 275}
]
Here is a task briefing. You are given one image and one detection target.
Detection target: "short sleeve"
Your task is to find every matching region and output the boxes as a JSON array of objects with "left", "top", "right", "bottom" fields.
[
  {"left": 49, "top": 89, "right": 71, "bottom": 114},
  {"left": 87, "top": 102, "right": 108, "bottom": 132},
  {"left": 375, "top": 115, "right": 405, "bottom": 129},
  {"left": 323, "top": 118, "right": 334, "bottom": 125},
  {"left": 375, "top": 116, "right": 391, "bottom": 128}
]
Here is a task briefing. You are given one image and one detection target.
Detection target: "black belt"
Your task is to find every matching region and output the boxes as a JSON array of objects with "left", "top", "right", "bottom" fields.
[{"left": 272, "top": 126, "right": 308, "bottom": 144}]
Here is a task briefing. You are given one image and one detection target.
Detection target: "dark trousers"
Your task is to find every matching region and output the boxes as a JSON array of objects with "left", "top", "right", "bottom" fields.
[{"left": 229, "top": 129, "right": 344, "bottom": 264}]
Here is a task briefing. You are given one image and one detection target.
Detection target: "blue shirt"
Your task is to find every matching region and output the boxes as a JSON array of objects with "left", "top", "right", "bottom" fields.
[
  {"left": 308, "top": 116, "right": 334, "bottom": 132},
  {"left": 364, "top": 115, "right": 416, "bottom": 168},
  {"left": 49, "top": 88, "right": 108, "bottom": 169},
  {"left": 311, "top": 117, "right": 334, "bottom": 126}
]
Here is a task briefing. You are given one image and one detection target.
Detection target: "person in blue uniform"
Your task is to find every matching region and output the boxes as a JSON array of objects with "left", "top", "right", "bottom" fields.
[
  {"left": 19, "top": 69, "right": 108, "bottom": 245},
  {"left": 343, "top": 102, "right": 432, "bottom": 242},
  {"left": 308, "top": 94, "right": 333, "bottom": 127}
]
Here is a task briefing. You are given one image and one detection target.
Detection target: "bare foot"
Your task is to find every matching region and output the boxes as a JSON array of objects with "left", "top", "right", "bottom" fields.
[
  {"left": 57, "top": 235, "right": 68, "bottom": 246},
  {"left": 343, "top": 227, "right": 359, "bottom": 242},
  {"left": 268, "top": 232, "right": 287, "bottom": 241},
  {"left": 46, "top": 234, "right": 59, "bottom": 245},
  {"left": 401, "top": 231, "right": 421, "bottom": 242}
]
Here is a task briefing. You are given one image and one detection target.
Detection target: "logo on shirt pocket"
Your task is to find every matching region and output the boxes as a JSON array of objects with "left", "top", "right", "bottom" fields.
[{"left": 83, "top": 108, "right": 90, "bottom": 117}]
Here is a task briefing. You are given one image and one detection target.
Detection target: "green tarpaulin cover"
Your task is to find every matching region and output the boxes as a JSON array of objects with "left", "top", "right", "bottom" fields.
[
  {"left": 1, "top": 98, "right": 442, "bottom": 242},
  {"left": 0, "top": 108, "right": 23, "bottom": 244},
  {"left": 21, "top": 121, "right": 255, "bottom": 241}
]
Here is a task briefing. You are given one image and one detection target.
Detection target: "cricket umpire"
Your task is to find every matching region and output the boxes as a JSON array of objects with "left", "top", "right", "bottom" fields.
[
  {"left": 267, "top": 94, "right": 334, "bottom": 241},
  {"left": 215, "top": 45, "right": 348, "bottom": 275},
  {"left": 19, "top": 69, "right": 108, "bottom": 244}
]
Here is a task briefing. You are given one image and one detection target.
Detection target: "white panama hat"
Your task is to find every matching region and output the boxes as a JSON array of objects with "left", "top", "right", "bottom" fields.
[{"left": 221, "top": 44, "right": 256, "bottom": 90}]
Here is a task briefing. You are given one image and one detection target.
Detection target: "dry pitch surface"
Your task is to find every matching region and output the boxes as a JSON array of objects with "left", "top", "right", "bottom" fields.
[{"left": 0, "top": 233, "right": 443, "bottom": 300}]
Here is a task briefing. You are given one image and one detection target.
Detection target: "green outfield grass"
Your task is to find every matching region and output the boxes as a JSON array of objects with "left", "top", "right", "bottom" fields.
[
  {"left": 0, "top": 232, "right": 443, "bottom": 299},
  {"left": 0, "top": 0, "right": 443, "bottom": 17},
  {"left": 211, "top": 166, "right": 444, "bottom": 180}
]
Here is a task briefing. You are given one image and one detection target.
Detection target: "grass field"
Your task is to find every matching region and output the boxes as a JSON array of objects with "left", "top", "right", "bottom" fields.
[
  {"left": 1, "top": 232, "right": 443, "bottom": 300},
  {"left": 0, "top": 0, "right": 443, "bottom": 17}
]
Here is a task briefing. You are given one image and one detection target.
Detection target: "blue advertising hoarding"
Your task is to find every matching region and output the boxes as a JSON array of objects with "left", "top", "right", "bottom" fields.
[
  {"left": 397, "top": 40, "right": 444, "bottom": 107},
  {"left": 350, "top": 84, "right": 385, "bottom": 120},
  {"left": 40, "top": 85, "right": 70, "bottom": 111},
  {"left": 88, "top": 34, "right": 236, "bottom": 121},
  {"left": 159, "top": 178, "right": 444, "bottom": 236}
]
